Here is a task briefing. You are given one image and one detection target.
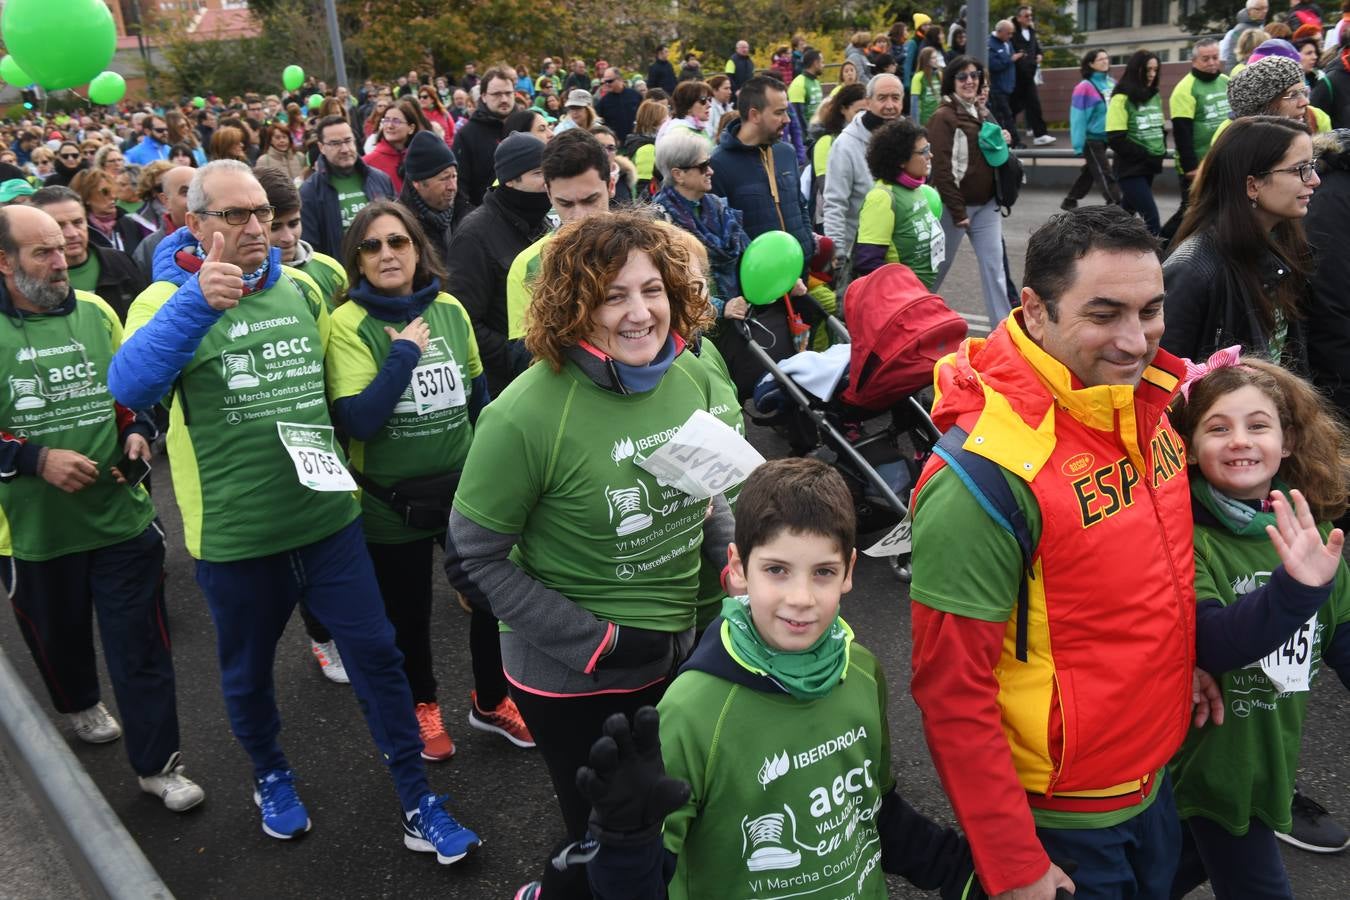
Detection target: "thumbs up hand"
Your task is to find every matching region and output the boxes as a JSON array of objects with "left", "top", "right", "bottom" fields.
[{"left": 198, "top": 231, "right": 245, "bottom": 311}]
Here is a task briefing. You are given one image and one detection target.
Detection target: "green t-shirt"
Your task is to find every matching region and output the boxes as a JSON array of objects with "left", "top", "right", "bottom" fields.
[
  {"left": 67, "top": 253, "right": 101, "bottom": 294},
  {"left": 1168, "top": 72, "right": 1230, "bottom": 162},
  {"left": 453, "top": 351, "right": 722, "bottom": 631},
  {"left": 0, "top": 291, "right": 155, "bottom": 560},
  {"left": 125, "top": 268, "right": 359, "bottom": 561},
  {"left": 911, "top": 464, "right": 1163, "bottom": 830},
  {"left": 1106, "top": 93, "right": 1165, "bottom": 158},
  {"left": 293, "top": 251, "right": 348, "bottom": 312},
  {"left": 910, "top": 72, "right": 942, "bottom": 126},
  {"left": 812, "top": 133, "right": 833, "bottom": 178},
  {"left": 1170, "top": 511, "right": 1350, "bottom": 835},
  {"left": 326, "top": 292, "right": 482, "bottom": 543},
  {"left": 787, "top": 73, "right": 823, "bottom": 123},
  {"left": 658, "top": 639, "right": 896, "bottom": 899},
  {"left": 330, "top": 171, "right": 370, "bottom": 233},
  {"left": 692, "top": 340, "right": 745, "bottom": 627},
  {"left": 854, "top": 181, "right": 945, "bottom": 289},
  {"left": 506, "top": 234, "right": 551, "bottom": 341}
]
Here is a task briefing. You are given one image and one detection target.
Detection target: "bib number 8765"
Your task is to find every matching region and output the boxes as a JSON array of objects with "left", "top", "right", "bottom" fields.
[{"left": 297, "top": 448, "right": 342, "bottom": 477}]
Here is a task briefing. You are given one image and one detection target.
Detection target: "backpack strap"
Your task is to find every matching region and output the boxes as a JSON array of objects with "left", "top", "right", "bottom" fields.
[{"left": 932, "top": 425, "right": 1036, "bottom": 662}]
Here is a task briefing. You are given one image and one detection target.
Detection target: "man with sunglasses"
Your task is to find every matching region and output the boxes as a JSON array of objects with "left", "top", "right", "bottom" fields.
[
  {"left": 108, "top": 160, "right": 482, "bottom": 862},
  {"left": 125, "top": 116, "right": 170, "bottom": 167},
  {"left": 595, "top": 67, "right": 643, "bottom": 142},
  {"left": 299, "top": 115, "right": 395, "bottom": 259}
]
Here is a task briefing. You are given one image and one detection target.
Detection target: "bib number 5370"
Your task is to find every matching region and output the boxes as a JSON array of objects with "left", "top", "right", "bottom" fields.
[{"left": 412, "top": 361, "right": 465, "bottom": 415}]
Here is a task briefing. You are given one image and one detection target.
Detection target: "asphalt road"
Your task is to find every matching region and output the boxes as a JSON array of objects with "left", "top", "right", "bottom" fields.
[{"left": 2, "top": 187, "right": 1349, "bottom": 899}]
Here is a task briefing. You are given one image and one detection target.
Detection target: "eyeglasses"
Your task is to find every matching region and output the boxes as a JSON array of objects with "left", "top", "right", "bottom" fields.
[
  {"left": 198, "top": 205, "right": 276, "bottom": 226},
  {"left": 600, "top": 144, "right": 617, "bottom": 154},
  {"left": 677, "top": 160, "right": 713, "bottom": 173},
  {"left": 356, "top": 233, "right": 414, "bottom": 255},
  {"left": 1279, "top": 87, "right": 1310, "bottom": 102},
  {"left": 912, "top": 145, "right": 933, "bottom": 157},
  {"left": 954, "top": 71, "right": 979, "bottom": 82},
  {"left": 602, "top": 78, "right": 619, "bottom": 85},
  {"left": 381, "top": 117, "right": 408, "bottom": 126},
  {"left": 321, "top": 137, "right": 356, "bottom": 147},
  {"left": 1260, "top": 160, "right": 1318, "bottom": 183}
]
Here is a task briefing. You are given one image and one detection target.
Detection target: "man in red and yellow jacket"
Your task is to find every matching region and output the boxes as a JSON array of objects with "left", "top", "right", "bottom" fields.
[{"left": 909, "top": 206, "right": 1222, "bottom": 898}]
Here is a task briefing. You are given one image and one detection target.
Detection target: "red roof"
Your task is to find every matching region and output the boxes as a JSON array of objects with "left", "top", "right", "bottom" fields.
[{"left": 193, "top": 8, "right": 260, "bottom": 39}]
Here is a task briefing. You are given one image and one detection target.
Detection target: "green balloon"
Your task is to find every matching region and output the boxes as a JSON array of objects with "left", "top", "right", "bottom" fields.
[
  {"left": 919, "top": 183, "right": 942, "bottom": 219},
  {"left": 193, "top": 96, "right": 206, "bottom": 109},
  {"left": 307, "top": 93, "right": 324, "bottom": 111},
  {"left": 0, "top": 55, "right": 29, "bottom": 86},
  {"left": 283, "top": 64, "right": 305, "bottom": 92},
  {"left": 2, "top": 0, "right": 115, "bottom": 90},
  {"left": 740, "top": 231, "right": 805, "bottom": 306},
  {"left": 87, "top": 71, "right": 126, "bottom": 106}
]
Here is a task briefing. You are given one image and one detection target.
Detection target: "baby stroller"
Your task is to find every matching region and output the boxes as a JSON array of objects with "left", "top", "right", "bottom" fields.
[{"left": 743, "top": 264, "right": 968, "bottom": 578}]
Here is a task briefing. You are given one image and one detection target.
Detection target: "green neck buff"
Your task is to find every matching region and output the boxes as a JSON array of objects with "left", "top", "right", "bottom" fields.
[{"left": 719, "top": 595, "right": 853, "bottom": 700}]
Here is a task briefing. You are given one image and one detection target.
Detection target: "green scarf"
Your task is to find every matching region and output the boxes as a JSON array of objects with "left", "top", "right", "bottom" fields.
[
  {"left": 1191, "top": 474, "right": 1283, "bottom": 538},
  {"left": 719, "top": 595, "right": 852, "bottom": 700}
]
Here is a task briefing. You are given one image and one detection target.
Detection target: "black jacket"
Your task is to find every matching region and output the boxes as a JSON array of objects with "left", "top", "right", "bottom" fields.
[
  {"left": 298, "top": 155, "right": 395, "bottom": 258},
  {"left": 85, "top": 242, "right": 149, "bottom": 322},
  {"left": 1161, "top": 229, "right": 1308, "bottom": 372},
  {"left": 1311, "top": 53, "right": 1350, "bottom": 130},
  {"left": 443, "top": 189, "right": 548, "bottom": 396},
  {"left": 1010, "top": 24, "right": 1041, "bottom": 80},
  {"left": 596, "top": 87, "right": 643, "bottom": 142},
  {"left": 399, "top": 179, "right": 473, "bottom": 270},
  {"left": 451, "top": 105, "right": 506, "bottom": 207},
  {"left": 646, "top": 59, "right": 676, "bottom": 94},
  {"left": 87, "top": 209, "right": 150, "bottom": 258},
  {"left": 726, "top": 52, "right": 755, "bottom": 95},
  {"left": 1304, "top": 144, "right": 1350, "bottom": 417}
]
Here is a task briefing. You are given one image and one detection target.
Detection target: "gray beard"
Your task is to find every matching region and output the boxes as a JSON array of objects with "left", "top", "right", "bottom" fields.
[{"left": 14, "top": 268, "right": 69, "bottom": 311}]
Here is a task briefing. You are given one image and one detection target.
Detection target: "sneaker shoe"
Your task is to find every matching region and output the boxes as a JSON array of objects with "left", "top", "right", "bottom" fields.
[
  {"left": 138, "top": 751, "right": 205, "bottom": 812},
  {"left": 468, "top": 692, "right": 535, "bottom": 748},
  {"left": 1277, "top": 791, "right": 1350, "bottom": 853},
  {"left": 415, "top": 702, "right": 455, "bottom": 761},
  {"left": 67, "top": 702, "right": 122, "bottom": 744},
  {"left": 403, "top": 793, "right": 481, "bottom": 864},
  {"left": 513, "top": 883, "right": 542, "bottom": 900},
  {"left": 310, "top": 639, "right": 349, "bottom": 684},
  {"left": 1033, "top": 134, "right": 1058, "bottom": 146},
  {"left": 1060, "top": 198, "right": 1078, "bottom": 211},
  {"left": 252, "top": 768, "right": 311, "bottom": 839}
]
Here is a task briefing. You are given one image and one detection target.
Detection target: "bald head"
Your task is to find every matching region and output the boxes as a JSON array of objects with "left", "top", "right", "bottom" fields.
[
  {"left": 0, "top": 205, "right": 71, "bottom": 312},
  {"left": 160, "top": 165, "right": 195, "bottom": 228}
]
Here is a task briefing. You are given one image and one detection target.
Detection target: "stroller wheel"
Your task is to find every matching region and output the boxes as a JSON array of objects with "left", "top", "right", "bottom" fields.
[{"left": 889, "top": 555, "right": 912, "bottom": 583}]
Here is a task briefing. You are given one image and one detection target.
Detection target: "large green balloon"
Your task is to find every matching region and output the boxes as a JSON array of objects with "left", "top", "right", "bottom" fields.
[
  {"left": 193, "top": 96, "right": 206, "bottom": 109},
  {"left": 0, "top": 55, "right": 30, "bottom": 86},
  {"left": 919, "top": 183, "right": 942, "bottom": 219},
  {"left": 283, "top": 65, "right": 305, "bottom": 92},
  {"left": 740, "top": 231, "right": 805, "bottom": 306},
  {"left": 2, "top": 0, "right": 115, "bottom": 90},
  {"left": 87, "top": 71, "right": 126, "bottom": 106},
  {"left": 307, "top": 93, "right": 324, "bottom": 111}
]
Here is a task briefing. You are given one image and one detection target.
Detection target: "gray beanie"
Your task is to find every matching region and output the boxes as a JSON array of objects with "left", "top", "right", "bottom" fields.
[
  {"left": 1228, "top": 57, "right": 1304, "bottom": 119},
  {"left": 494, "top": 131, "right": 545, "bottom": 183}
]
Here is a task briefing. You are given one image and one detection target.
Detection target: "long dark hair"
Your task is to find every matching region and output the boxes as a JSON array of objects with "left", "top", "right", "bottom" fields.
[
  {"left": 1117, "top": 49, "right": 1159, "bottom": 105},
  {"left": 1170, "top": 116, "right": 1313, "bottom": 333},
  {"left": 818, "top": 84, "right": 866, "bottom": 133}
]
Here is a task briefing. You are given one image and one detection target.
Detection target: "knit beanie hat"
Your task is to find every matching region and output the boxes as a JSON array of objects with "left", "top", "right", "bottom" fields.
[
  {"left": 1247, "top": 39, "right": 1302, "bottom": 65},
  {"left": 494, "top": 132, "right": 545, "bottom": 183},
  {"left": 913, "top": 12, "right": 932, "bottom": 28},
  {"left": 1291, "top": 23, "right": 1323, "bottom": 43},
  {"left": 403, "top": 131, "right": 457, "bottom": 183},
  {"left": 1228, "top": 56, "right": 1304, "bottom": 118}
]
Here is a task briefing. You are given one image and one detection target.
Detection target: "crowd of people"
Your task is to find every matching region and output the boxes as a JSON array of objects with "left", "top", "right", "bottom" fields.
[{"left": 2, "top": 5, "right": 1350, "bottom": 899}]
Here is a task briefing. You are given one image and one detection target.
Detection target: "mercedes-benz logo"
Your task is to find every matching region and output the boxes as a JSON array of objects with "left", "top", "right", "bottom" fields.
[
  {"left": 615, "top": 563, "right": 635, "bottom": 580},
  {"left": 226, "top": 411, "right": 242, "bottom": 425}
]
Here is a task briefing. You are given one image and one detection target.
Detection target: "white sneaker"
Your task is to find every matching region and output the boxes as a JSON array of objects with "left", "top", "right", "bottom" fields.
[
  {"left": 1033, "top": 134, "right": 1058, "bottom": 145},
  {"left": 67, "top": 702, "right": 122, "bottom": 744},
  {"left": 138, "top": 751, "right": 205, "bottom": 812},
  {"left": 310, "top": 639, "right": 349, "bottom": 684}
]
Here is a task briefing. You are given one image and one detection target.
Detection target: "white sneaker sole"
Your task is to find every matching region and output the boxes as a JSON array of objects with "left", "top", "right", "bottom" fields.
[
  {"left": 140, "top": 782, "right": 205, "bottom": 813},
  {"left": 404, "top": 832, "right": 481, "bottom": 864},
  {"left": 1274, "top": 830, "right": 1350, "bottom": 854},
  {"left": 73, "top": 728, "right": 123, "bottom": 744},
  {"left": 468, "top": 710, "right": 535, "bottom": 748},
  {"left": 252, "top": 790, "right": 312, "bottom": 839}
]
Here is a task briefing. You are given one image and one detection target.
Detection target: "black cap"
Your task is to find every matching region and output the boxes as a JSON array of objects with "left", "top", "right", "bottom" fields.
[{"left": 403, "top": 130, "right": 457, "bottom": 182}]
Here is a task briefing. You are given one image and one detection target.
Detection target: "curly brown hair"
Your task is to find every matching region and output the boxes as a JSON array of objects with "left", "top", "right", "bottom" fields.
[
  {"left": 1171, "top": 356, "right": 1350, "bottom": 521},
  {"left": 525, "top": 211, "right": 714, "bottom": 371}
]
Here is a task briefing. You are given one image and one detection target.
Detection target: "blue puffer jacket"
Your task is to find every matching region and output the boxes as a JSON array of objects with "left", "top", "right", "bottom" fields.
[
  {"left": 107, "top": 226, "right": 284, "bottom": 410},
  {"left": 987, "top": 35, "right": 1016, "bottom": 95},
  {"left": 708, "top": 118, "right": 813, "bottom": 271}
]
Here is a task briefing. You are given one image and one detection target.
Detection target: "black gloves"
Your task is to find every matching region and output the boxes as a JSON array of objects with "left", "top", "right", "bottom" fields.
[{"left": 576, "top": 706, "right": 691, "bottom": 847}]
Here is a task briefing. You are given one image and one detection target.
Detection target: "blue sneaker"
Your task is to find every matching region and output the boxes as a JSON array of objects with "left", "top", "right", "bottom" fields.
[
  {"left": 252, "top": 769, "right": 311, "bottom": 840},
  {"left": 403, "top": 793, "right": 481, "bottom": 864}
]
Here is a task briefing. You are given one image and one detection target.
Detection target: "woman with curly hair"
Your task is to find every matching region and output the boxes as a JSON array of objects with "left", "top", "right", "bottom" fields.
[
  {"left": 445, "top": 210, "right": 735, "bottom": 900},
  {"left": 852, "top": 117, "right": 944, "bottom": 286}
]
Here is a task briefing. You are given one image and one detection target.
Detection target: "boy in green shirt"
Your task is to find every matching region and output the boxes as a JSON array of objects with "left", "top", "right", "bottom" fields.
[{"left": 575, "top": 458, "right": 983, "bottom": 900}]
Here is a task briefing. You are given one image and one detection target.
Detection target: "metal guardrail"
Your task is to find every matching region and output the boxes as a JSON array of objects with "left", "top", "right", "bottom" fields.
[
  {"left": 0, "top": 643, "right": 174, "bottom": 900},
  {"left": 1013, "top": 146, "right": 1177, "bottom": 160}
]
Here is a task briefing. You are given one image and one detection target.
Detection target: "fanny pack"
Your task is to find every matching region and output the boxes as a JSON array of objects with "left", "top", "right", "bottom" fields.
[{"left": 354, "top": 470, "right": 460, "bottom": 531}]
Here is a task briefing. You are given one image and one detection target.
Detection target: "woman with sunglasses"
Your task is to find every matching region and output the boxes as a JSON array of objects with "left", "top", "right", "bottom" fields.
[
  {"left": 71, "top": 168, "right": 145, "bottom": 255},
  {"left": 363, "top": 98, "right": 427, "bottom": 194},
  {"left": 657, "top": 81, "right": 715, "bottom": 141},
  {"left": 417, "top": 87, "right": 456, "bottom": 146},
  {"left": 1162, "top": 116, "right": 1320, "bottom": 369},
  {"left": 46, "top": 141, "right": 87, "bottom": 187},
  {"left": 325, "top": 200, "right": 528, "bottom": 765}
]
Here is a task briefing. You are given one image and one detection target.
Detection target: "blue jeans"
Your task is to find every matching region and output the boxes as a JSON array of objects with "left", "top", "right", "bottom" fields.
[
  {"left": 1118, "top": 174, "right": 1160, "bottom": 235},
  {"left": 1036, "top": 773, "right": 1181, "bottom": 899},
  {"left": 196, "top": 517, "right": 428, "bottom": 810},
  {"left": 934, "top": 198, "right": 1012, "bottom": 326},
  {"left": 1172, "top": 815, "right": 1293, "bottom": 900}
]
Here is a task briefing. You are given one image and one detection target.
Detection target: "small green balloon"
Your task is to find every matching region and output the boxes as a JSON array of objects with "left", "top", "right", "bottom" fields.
[
  {"left": 282, "top": 64, "right": 305, "bottom": 92},
  {"left": 87, "top": 71, "right": 126, "bottom": 106},
  {"left": 740, "top": 231, "right": 805, "bottom": 306},
  {"left": 193, "top": 96, "right": 206, "bottom": 109},
  {"left": 0, "top": 55, "right": 30, "bottom": 86},
  {"left": 919, "top": 183, "right": 942, "bottom": 219},
  {"left": 2, "top": 0, "right": 115, "bottom": 90},
  {"left": 307, "top": 93, "right": 324, "bottom": 111}
]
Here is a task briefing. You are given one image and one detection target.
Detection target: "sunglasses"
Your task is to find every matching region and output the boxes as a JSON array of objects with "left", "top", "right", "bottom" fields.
[
  {"left": 954, "top": 71, "right": 979, "bottom": 82},
  {"left": 60, "top": 152, "right": 81, "bottom": 160},
  {"left": 678, "top": 160, "right": 712, "bottom": 173},
  {"left": 357, "top": 233, "right": 414, "bottom": 255}
]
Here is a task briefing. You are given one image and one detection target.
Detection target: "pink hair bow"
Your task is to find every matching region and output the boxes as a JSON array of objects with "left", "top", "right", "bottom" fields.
[{"left": 1178, "top": 345, "right": 1244, "bottom": 401}]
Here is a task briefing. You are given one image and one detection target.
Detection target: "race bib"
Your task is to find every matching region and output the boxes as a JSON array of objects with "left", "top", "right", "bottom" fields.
[
  {"left": 410, "top": 356, "right": 466, "bottom": 416},
  {"left": 277, "top": 421, "right": 357, "bottom": 491},
  {"left": 929, "top": 225, "right": 946, "bottom": 271},
  {"left": 635, "top": 409, "right": 765, "bottom": 500},
  {"left": 1256, "top": 615, "right": 1317, "bottom": 693},
  {"left": 863, "top": 515, "right": 911, "bottom": 558}
]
